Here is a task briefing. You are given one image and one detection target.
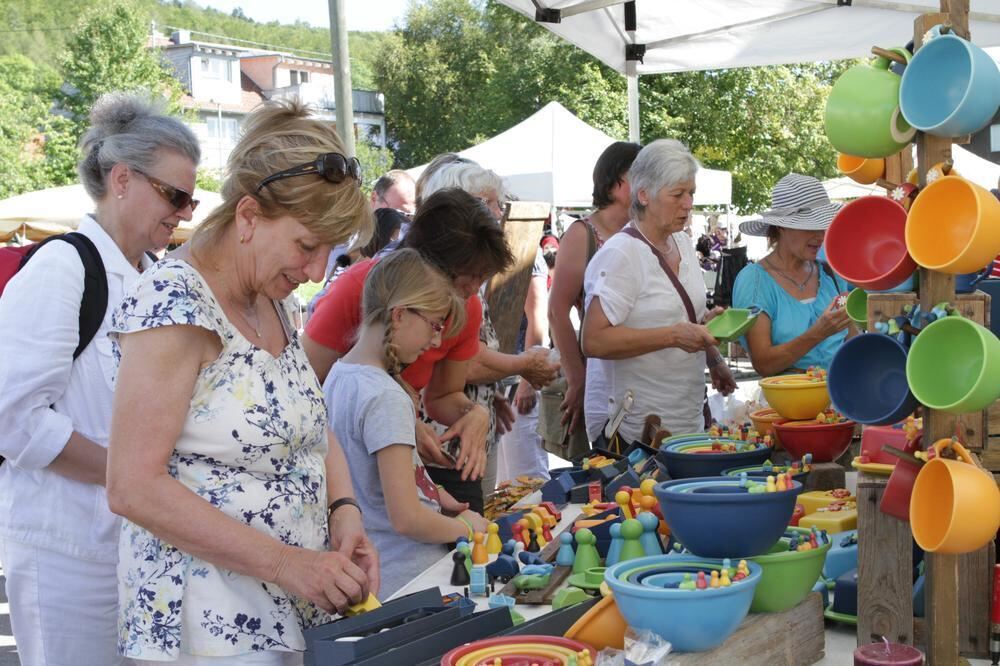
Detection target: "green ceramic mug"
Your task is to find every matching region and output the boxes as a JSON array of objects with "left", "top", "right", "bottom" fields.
[
  {"left": 905, "top": 316, "right": 1000, "bottom": 413},
  {"left": 825, "top": 47, "right": 915, "bottom": 158},
  {"left": 845, "top": 288, "right": 868, "bottom": 327}
]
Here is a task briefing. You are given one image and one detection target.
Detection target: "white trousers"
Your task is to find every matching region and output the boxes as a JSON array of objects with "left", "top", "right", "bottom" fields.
[
  {"left": 135, "top": 651, "right": 302, "bottom": 665},
  {"left": 0, "top": 537, "right": 125, "bottom": 666},
  {"left": 497, "top": 398, "right": 551, "bottom": 483}
]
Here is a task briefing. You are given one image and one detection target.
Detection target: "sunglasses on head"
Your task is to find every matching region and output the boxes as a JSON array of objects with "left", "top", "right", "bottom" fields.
[
  {"left": 134, "top": 169, "right": 199, "bottom": 212},
  {"left": 255, "top": 152, "right": 362, "bottom": 194}
]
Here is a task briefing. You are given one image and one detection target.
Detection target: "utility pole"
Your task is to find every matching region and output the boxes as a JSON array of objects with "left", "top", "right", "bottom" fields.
[{"left": 327, "top": 0, "right": 355, "bottom": 156}]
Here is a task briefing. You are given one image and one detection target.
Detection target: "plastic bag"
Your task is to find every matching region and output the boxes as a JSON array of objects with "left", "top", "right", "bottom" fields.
[
  {"left": 707, "top": 391, "right": 750, "bottom": 425},
  {"left": 595, "top": 628, "right": 673, "bottom": 666}
]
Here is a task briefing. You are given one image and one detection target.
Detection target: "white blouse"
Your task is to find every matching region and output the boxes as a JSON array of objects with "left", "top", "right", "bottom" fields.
[
  {"left": 583, "top": 224, "right": 708, "bottom": 441},
  {"left": 0, "top": 216, "right": 152, "bottom": 562}
]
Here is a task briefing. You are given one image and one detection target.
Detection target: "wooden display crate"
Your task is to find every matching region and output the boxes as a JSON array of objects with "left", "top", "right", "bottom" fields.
[
  {"left": 670, "top": 592, "right": 825, "bottom": 665},
  {"left": 866, "top": 291, "right": 1000, "bottom": 468},
  {"left": 857, "top": 471, "right": 994, "bottom": 658}
]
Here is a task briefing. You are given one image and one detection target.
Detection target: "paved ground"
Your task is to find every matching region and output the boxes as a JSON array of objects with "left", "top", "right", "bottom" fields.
[{"left": 0, "top": 567, "right": 19, "bottom": 665}]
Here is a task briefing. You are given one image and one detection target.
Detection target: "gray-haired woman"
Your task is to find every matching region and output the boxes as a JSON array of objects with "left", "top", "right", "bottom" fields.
[
  {"left": 581, "top": 139, "right": 736, "bottom": 441},
  {"left": 0, "top": 91, "right": 200, "bottom": 664}
]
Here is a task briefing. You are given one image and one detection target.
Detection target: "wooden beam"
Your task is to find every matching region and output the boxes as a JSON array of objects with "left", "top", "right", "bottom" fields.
[{"left": 917, "top": 4, "right": 969, "bottom": 663}]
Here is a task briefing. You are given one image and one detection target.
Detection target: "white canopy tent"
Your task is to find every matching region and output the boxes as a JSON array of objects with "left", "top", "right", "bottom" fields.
[
  {"left": 0, "top": 184, "right": 222, "bottom": 243},
  {"left": 498, "top": 1, "right": 1000, "bottom": 140},
  {"left": 406, "top": 101, "right": 733, "bottom": 207}
]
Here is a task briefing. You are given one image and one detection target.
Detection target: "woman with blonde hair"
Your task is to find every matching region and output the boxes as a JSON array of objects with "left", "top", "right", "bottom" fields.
[
  {"left": 106, "top": 99, "right": 377, "bottom": 663},
  {"left": 0, "top": 90, "right": 200, "bottom": 665},
  {"left": 327, "top": 248, "right": 488, "bottom": 597}
]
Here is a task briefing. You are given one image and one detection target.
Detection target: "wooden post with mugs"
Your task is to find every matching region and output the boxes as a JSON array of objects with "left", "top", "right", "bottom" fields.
[{"left": 913, "top": 3, "right": 993, "bottom": 663}]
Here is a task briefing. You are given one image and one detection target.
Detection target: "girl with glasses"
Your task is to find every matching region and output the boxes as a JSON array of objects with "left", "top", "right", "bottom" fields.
[{"left": 326, "top": 248, "right": 489, "bottom": 597}]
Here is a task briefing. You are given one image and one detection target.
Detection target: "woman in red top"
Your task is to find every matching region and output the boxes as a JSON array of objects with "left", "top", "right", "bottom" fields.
[{"left": 304, "top": 188, "right": 514, "bottom": 507}]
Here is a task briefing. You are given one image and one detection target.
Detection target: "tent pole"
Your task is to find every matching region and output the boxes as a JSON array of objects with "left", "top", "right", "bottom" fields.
[{"left": 626, "top": 61, "right": 640, "bottom": 142}]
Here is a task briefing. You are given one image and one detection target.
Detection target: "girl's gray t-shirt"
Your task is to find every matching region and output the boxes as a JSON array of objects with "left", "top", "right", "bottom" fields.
[{"left": 325, "top": 362, "right": 446, "bottom": 597}]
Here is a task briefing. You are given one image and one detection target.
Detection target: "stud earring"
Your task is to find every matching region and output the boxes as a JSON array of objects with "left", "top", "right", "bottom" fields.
[
  {"left": 117, "top": 194, "right": 124, "bottom": 200},
  {"left": 239, "top": 234, "right": 245, "bottom": 243}
]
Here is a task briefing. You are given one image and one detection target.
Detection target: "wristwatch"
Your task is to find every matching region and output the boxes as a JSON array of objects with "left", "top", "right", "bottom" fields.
[{"left": 327, "top": 497, "right": 362, "bottom": 519}]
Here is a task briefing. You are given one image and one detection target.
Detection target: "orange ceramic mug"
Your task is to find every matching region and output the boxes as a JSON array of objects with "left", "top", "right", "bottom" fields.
[
  {"left": 910, "top": 439, "right": 1000, "bottom": 554},
  {"left": 837, "top": 154, "right": 885, "bottom": 185}
]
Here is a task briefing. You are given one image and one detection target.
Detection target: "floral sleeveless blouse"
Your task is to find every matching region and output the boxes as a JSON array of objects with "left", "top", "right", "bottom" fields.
[{"left": 111, "top": 259, "right": 330, "bottom": 658}]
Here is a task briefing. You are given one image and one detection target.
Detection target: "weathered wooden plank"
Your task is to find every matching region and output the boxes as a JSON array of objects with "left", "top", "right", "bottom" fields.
[
  {"left": 857, "top": 471, "right": 914, "bottom": 646},
  {"left": 670, "top": 593, "right": 825, "bottom": 665},
  {"left": 484, "top": 201, "right": 547, "bottom": 354}
]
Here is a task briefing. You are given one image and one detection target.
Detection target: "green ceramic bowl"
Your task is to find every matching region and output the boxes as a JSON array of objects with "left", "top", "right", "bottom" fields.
[
  {"left": 706, "top": 308, "right": 759, "bottom": 343},
  {"left": 748, "top": 528, "right": 831, "bottom": 613}
]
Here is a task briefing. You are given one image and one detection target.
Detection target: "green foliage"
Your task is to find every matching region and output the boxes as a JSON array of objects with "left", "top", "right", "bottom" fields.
[
  {"left": 354, "top": 139, "right": 396, "bottom": 194},
  {"left": 196, "top": 168, "right": 221, "bottom": 192},
  {"left": 641, "top": 64, "right": 843, "bottom": 212},
  {"left": 58, "top": 3, "right": 186, "bottom": 130},
  {"left": 0, "top": 55, "right": 66, "bottom": 198},
  {"left": 373, "top": 1, "right": 629, "bottom": 166},
  {"left": 376, "top": 0, "right": 846, "bottom": 213}
]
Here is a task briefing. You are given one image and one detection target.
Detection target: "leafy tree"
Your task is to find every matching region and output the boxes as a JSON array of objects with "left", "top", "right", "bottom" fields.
[
  {"left": 354, "top": 138, "right": 396, "bottom": 194},
  {"left": 0, "top": 55, "right": 67, "bottom": 198},
  {"left": 196, "top": 168, "right": 221, "bottom": 193},
  {"left": 640, "top": 64, "right": 847, "bottom": 212},
  {"left": 58, "top": 3, "right": 186, "bottom": 133},
  {"left": 375, "top": 0, "right": 848, "bottom": 212}
]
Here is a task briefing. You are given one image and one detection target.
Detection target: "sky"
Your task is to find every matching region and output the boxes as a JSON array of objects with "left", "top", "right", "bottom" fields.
[{"left": 196, "top": 0, "right": 410, "bottom": 32}]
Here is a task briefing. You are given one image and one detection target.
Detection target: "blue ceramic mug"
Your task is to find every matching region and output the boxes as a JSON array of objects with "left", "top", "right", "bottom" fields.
[
  {"left": 955, "top": 261, "right": 995, "bottom": 293},
  {"left": 900, "top": 25, "right": 1000, "bottom": 137}
]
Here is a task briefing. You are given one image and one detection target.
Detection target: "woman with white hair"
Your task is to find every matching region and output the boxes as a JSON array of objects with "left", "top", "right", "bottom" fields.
[
  {"left": 582, "top": 139, "right": 736, "bottom": 440},
  {"left": 0, "top": 91, "right": 200, "bottom": 664}
]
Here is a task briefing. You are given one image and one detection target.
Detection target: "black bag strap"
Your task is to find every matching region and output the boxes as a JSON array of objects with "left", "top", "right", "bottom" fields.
[
  {"left": 621, "top": 226, "right": 698, "bottom": 324},
  {"left": 21, "top": 233, "right": 108, "bottom": 359},
  {"left": 817, "top": 260, "right": 843, "bottom": 292}
]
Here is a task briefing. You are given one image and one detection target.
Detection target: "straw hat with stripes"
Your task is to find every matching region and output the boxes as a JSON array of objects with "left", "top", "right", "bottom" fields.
[{"left": 739, "top": 173, "right": 841, "bottom": 237}]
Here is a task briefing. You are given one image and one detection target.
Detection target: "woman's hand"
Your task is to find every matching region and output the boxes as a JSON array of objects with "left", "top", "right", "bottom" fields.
[
  {"left": 494, "top": 392, "right": 515, "bottom": 435},
  {"left": 810, "top": 294, "right": 851, "bottom": 339},
  {"left": 415, "top": 419, "right": 452, "bottom": 467},
  {"left": 710, "top": 362, "right": 738, "bottom": 396},
  {"left": 670, "top": 322, "right": 719, "bottom": 353},
  {"left": 459, "top": 509, "right": 489, "bottom": 534},
  {"left": 271, "top": 545, "right": 369, "bottom": 615},
  {"left": 437, "top": 486, "right": 470, "bottom": 517},
  {"left": 701, "top": 306, "right": 725, "bottom": 324},
  {"left": 439, "top": 404, "right": 489, "bottom": 481},
  {"left": 513, "top": 379, "right": 537, "bottom": 415},
  {"left": 518, "top": 347, "right": 559, "bottom": 389},
  {"left": 559, "top": 370, "right": 586, "bottom": 432},
  {"left": 329, "top": 506, "right": 380, "bottom": 597}
]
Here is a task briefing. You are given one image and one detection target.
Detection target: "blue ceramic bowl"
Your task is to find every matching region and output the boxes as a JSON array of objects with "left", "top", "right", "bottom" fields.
[
  {"left": 655, "top": 478, "right": 802, "bottom": 558},
  {"left": 828, "top": 333, "right": 918, "bottom": 425},
  {"left": 605, "top": 555, "right": 762, "bottom": 652},
  {"left": 656, "top": 436, "right": 772, "bottom": 479}
]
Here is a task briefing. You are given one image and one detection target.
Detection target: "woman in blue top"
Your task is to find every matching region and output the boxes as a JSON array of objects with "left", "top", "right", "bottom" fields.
[{"left": 733, "top": 174, "right": 856, "bottom": 376}]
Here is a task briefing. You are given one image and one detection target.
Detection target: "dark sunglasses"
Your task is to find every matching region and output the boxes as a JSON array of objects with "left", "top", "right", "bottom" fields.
[
  {"left": 255, "top": 152, "right": 362, "bottom": 194},
  {"left": 134, "top": 169, "right": 199, "bottom": 212}
]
